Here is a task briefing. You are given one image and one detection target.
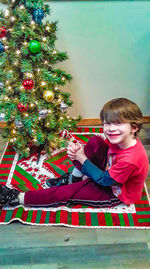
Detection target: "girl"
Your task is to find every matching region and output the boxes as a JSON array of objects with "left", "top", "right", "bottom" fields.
[{"left": 0, "top": 98, "right": 149, "bottom": 208}]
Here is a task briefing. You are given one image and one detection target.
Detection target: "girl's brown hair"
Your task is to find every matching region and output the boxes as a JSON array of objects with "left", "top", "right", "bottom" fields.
[{"left": 100, "top": 98, "right": 144, "bottom": 136}]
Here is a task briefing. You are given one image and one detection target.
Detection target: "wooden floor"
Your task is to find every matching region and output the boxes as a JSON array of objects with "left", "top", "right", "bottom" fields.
[{"left": 0, "top": 126, "right": 150, "bottom": 269}]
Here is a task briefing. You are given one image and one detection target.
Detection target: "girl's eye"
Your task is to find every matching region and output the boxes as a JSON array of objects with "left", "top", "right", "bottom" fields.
[{"left": 115, "top": 122, "right": 122, "bottom": 126}]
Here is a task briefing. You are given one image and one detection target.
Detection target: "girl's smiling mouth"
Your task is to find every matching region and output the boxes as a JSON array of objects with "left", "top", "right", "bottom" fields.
[{"left": 107, "top": 133, "right": 121, "bottom": 139}]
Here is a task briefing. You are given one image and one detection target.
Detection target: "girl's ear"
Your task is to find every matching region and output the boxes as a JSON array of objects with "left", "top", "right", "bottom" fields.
[{"left": 131, "top": 124, "right": 139, "bottom": 135}]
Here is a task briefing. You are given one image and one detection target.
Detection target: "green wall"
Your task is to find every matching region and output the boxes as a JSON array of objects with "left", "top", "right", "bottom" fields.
[
  {"left": 0, "top": 2, "right": 150, "bottom": 117},
  {"left": 48, "top": 1, "right": 150, "bottom": 117}
]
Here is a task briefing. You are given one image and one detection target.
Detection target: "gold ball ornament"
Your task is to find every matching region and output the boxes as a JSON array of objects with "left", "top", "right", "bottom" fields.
[{"left": 43, "top": 90, "right": 54, "bottom": 102}]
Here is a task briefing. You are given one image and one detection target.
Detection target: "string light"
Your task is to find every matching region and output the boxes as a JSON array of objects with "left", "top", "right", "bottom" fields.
[
  {"left": 8, "top": 86, "right": 12, "bottom": 90},
  {"left": 5, "top": 46, "right": 9, "bottom": 50},
  {"left": 22, "top": 26, "right": 25, "bottom": 30},
  {"left": 60, "top": 117, "right": 63, "bottom": 120},
  {"left": 30, "top": 20, "right": 36, "bottom": 29},
  {"left": 58, "top": 95, "right": 62, "bottom": 103},
  {"left": 67, "top": 116, "right": 70, "bottom": 119},
  {"left": 2, "top": 37, "right": 6, "bottom": 41},
  {"left": 48, "top": 109, "right": 51, "bottom": 113},
  {"left": 11, "top": 17, "right": 16, "bottom": 22},
  {"left": 44, "top": 61, "right": 48, "bottom": 65},
  {"left": 16, "top": 50, "right": 21, "bottom": 55},
  {"left": 30, "top": 103, "right": 34, "bottom": 108},
  {"left": 31, "top": 20, "right": 35, "bottom": 25},
  {"left": 61, "top": 77, "right": 65, "bottom": 81},
  {"left": 23, "top": 42, "right": 28, "bottom": 46},
  {"left": 20, "top": 5, "right": 25, "bottom": 9},
  {"left": 41, "top": 81, "right": 46, "bottom": 86},
  {"left": 24, "top": 113, "right": 29, "bottom": 117},
  {"left": 55, "top": 87, "right": 58, "bottom": 90},
  {"left": 12, "top": 129, "right": 16, "bottom": 135},
  {"left": 42, "top": 37, "right": 47, "bottom": 42},
  {"left": 46, "top": 122, "right": 50, "bottom": 127},
  {"left": 46, "top": 26, "right": 50, "bottom": 31},
  {"left": 5, "top": 9, "right": 9, "bottom": 17},
  {"left": 26, "top": 73, "right": 33, "bottom": 78},
  {"left": 9, "top": 28, "right": 13, "bottom": 32},
  {"left": 53, "top": 50, "right": 57, "bottom": 55},
  {"left": 10, "top": 138, "right": 14, "bottom": 143}
]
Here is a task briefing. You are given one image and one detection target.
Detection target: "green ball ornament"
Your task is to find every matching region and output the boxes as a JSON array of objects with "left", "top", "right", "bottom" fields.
[{"left": 28, "top": 40, "right": 41, "bottom": 54}]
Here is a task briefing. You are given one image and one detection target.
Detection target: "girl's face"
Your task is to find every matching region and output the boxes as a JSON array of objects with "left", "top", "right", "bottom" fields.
[{"left": 103, "top": 122, "right": 138, "bottom": 149}]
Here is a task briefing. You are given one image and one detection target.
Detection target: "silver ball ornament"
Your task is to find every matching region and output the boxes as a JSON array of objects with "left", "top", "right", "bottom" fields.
[
  {"left": 14, "top": 119, "right": 23, "bottom": 128},
  {"left": 39, "top": 109, "right": 48, "bottom": 118},
  {"left": 60, "top": 101, "right": 68, "bottom": 112}
]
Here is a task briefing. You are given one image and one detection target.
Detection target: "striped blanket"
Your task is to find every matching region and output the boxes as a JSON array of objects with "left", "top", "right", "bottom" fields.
[{"left": 0, "top": 128, "right": 150, "bottom": 228}]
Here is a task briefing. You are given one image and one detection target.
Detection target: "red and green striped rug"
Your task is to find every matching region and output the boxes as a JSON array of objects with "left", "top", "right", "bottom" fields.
[{"left": 0, "top": 128, "right": 150, "bottom": 229}]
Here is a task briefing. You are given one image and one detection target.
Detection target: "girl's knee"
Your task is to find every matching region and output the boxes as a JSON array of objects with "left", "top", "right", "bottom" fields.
[{"left": 85, "top": 135, "right": 107, "bottom": 151}]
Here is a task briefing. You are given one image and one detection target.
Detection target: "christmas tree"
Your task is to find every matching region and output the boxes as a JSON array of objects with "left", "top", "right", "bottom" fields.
[{"left": 0, "top": 0, "right": 80, "bottom": 157}]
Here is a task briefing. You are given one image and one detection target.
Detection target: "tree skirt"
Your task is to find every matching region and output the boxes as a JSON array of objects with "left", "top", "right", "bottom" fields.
[{"left": 0, "top": 128, "right": 150, "bottom": 229}]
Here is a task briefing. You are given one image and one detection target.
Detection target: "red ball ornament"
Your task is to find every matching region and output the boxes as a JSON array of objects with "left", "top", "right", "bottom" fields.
[
  {"left": 17, "top": 103, "right": 28, "bottom": 112},
  {"left": 59, "top": 129, "right": 77, "bottom": 143},
  {"left": 0, "top": 26, "right": 7, "bottom": 38},
  {"left": 23, "top": 79, "right": 34, "bottom": 90},
  {"left": 59, "top": 129, "right": 69, "bottom": 138}
]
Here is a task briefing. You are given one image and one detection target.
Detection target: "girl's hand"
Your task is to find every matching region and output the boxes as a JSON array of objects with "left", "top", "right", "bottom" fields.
[
  {"left": 75, "top": 144, "right": 88, "bottom": 164},
  {"left": 67, "top": 143, "right": 81, "bottom": 160}
]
